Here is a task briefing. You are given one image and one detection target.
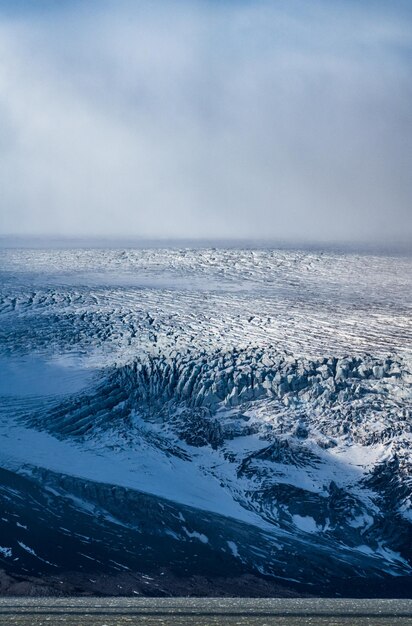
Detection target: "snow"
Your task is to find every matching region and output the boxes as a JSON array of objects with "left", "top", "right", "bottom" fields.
[
  {"left": 182, "top": 527, "right": 209, "bottom": 543},
  {"left": 17, "top": 542, "right": 37, "bottom": 556},
  {"left": 16, "top": 543, "right": 57, "bottom": 567},
  {"left": 292, "top": 515, "right": 319, "bottom": 534},
  {"left": 0, "top": 547, "right": 12, "bottom": 558},
  {"left": 348, "top": 514, "right": 374, "bottom": 530},
  {"left": 1, "top": 247, "right": 410, "bottom": 361},
  {"left": 0, "top": 419, "right": 265, "bottom": 527},
  {"left": 16, "top": 522, "right": 28, "bottom": 529},
  {"left": 0, "top": 245, "right": 411, "bottom": 577},
  {"left": 0, "top": 355, "right": 96, "bottom": 397},
  {"left": 227, "top": 541, "right": 239, "bottom": 557}
]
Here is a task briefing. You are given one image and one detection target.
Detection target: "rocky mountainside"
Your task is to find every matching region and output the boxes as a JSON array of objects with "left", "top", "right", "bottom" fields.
[{"left": 0, "top": 246, "right": 411, "bottom": 596}]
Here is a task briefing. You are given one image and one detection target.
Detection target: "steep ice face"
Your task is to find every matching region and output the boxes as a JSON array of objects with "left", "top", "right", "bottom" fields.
[{"left": 0, "top": 246, "right": 411, "bottom": 592}]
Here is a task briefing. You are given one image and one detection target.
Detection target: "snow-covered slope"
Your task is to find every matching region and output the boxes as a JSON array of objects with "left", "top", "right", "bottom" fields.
[{"left": 0, "top": 246, "right": 411, "bottom": 596}]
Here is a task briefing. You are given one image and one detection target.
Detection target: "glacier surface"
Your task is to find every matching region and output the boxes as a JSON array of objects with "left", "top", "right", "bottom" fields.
[{"left": 0, "top": 246, "right": 411, "bottom": 596}]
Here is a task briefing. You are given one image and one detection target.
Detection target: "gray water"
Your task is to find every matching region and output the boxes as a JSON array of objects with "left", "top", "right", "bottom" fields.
[{"left": 0, "top": 598, "right": 411, "bottom": 625}]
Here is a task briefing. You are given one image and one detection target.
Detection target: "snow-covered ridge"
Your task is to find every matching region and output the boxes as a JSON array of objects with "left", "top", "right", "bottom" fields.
[
  {"left": 113, "top": 347, "right": 410, "bottom": 410},
  {"left": 18, "top": 344, "right": 410, "bottom": 575},
  {"left": 33, "top": 346, "right": 410, "bottom": 448}
]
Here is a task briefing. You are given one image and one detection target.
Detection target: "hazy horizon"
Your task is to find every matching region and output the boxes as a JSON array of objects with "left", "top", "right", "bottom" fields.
[
  {"left": 1, "top": 233, "right": 411, "bottom": 256},
  {"left": 0, "top": 0, "right": 411, "bottom": 245}
]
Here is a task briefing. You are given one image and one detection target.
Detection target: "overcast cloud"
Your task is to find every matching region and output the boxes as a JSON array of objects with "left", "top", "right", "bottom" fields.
[{"left": 0, "top": 0, "right": 411, "bottom": 244}]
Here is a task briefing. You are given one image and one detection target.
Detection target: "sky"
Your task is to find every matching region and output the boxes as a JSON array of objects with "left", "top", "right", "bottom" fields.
[{"left": 0, "top": 0, "right": 411, "bottom": 244}]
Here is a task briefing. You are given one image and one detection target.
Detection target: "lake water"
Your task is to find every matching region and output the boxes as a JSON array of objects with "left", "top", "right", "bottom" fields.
[{"left": 0, "top": 598, "right": 411, "bottom": 625}]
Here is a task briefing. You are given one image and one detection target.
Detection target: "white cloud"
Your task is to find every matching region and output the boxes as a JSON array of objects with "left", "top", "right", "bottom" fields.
[{"left": 0, "top": 0, "right": 411, "bottom": 243}]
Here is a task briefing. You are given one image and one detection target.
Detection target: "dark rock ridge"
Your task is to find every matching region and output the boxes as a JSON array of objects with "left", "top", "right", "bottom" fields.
[{"left": 1, "top": 467, "right": 411, "bottom": 597}]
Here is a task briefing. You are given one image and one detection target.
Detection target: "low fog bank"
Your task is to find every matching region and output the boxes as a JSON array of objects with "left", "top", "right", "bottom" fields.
[{"left": 0, "top": 235, "right": 410, "bottom": 257}]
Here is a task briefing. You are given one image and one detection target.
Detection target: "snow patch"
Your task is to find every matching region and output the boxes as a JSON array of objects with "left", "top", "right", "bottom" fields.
[
  {"left": 0, "top": 547, "right": 12, "bottom": 558},
  {"left": 292, "top": 515, "right": 319, "bottom": 534},
  {"left": 227, "top": 540, "right": 239, "bottom": 557},
  {"left": 182, "top": 527, "right": 209, "bottom": 544}
]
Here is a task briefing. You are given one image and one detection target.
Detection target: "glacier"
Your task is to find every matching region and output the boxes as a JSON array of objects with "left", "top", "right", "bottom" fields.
[{"left": 0, "top": 245, "right": 411, "bottom": 596}]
